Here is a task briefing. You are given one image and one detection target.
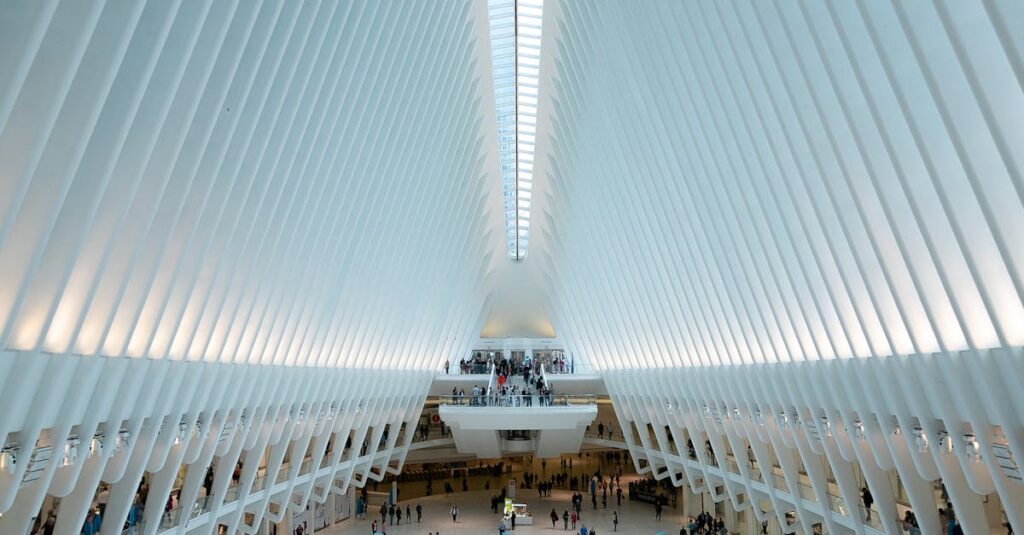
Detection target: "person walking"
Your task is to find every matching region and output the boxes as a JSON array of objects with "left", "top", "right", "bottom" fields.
[
  {"left": 571, "top": 510, "right": 578, "bottom": 530},
  {"left": 395, "top": 505, "right": 402, "bottom": 524},
  {"left": 655, "top": 501, "right": 663, "bottom": 521},
  {"left": 551, "top": 509, "right": 559, "bottom": 528},
  {"left": 862, "top": 487, "right": 874, "bottom": 522},
  {"left": 563, "top": 510, "right": 569, "bottom": 530},
  {"left": 389, "top": 504, "right": 396, "bottom": 525},
  {"left": 406, "top": 504, "right": 411, "bottom": 523},
  {"left": 451, "top": 504, "right": 459, "bottom": 523},
  {"left": 416, "top": 503, "right": 422, "bottom": 522},
  {"left": 511, "top": 510, "right": 517, "bottom": 530},
  {"left": 613, "top": 510, "right": 619, "bottom": 532}
]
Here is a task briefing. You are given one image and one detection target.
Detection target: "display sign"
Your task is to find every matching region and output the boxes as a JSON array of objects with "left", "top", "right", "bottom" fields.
[
  {"left": 290, "top": 500, "right": 310, "bottom": 535},
  {"left": 313, "top": 496, "right": 329, "bottom": 531},
  {"left": 333, "top": 490, "right": 351, "bottom": 523}
]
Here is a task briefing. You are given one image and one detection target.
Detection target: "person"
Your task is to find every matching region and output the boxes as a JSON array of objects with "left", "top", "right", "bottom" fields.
[
  {"left": 580, "top": 524, "right": 589, "bottom": 535},
  {"left": 126, "top": 495, "right": 141, "bottom": 533},
  {"left": 655, "top": 500, "right": 663, "bottom": 521},
  {"left": 389, "top": 504, "right": 396, "bottom": 525},
  {"left": 451, "top": 505, "right": 459, "bottom": 522},
  {"left": 445, "top": 360, "right": 450, "bottom": 374},
  {"left": 551, "top": 509, "right": 559, "bottom": 528},
  {"left": 598, "top": 423, "right": 604, "bottom": 438},
  {"left": 563, "top": 510, "right": 570, "bottom": 530},
  {"left": 862, "top": 487, "right": 873, "bottom": 521},
  {"left": 371, "top": 519, "right": 378, "bottom": 533},
  {"left": 406, "top": 504, "right": 411, "bottom": 523},
  {"left": 616, "top": 486, "right": 622, "bottom": 506},
  {"left": 571, "top": 510, "right": 578, "bottom": 529},
  {"left": 97, "top": 486, "right": 110, "bottom": 517},
  {"left": 417, "top": 503, "right": 422, "bottom": 522},
  {"left": 511, "top": 510, "right": 517, "bottom": 529},
  {"left": 613, "top": 510, "right": 619, "bottom": 532},
  {"left": 42, "top": 513, "right": 56, "bottom": 535},
  {"left": 395, "top": 505, "right": 402, "bottom": 524}
]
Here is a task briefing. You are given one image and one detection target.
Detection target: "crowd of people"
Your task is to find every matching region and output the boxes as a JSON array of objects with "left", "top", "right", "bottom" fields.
[
  {"left": 445, "top": 351, "right": 575, "bottom": 376},
  {"left": 587, "top": 421, "right": 616, "bottom": 440},
  {"left": 685, "top": 511, "right": 728, "bottom": 535},
  {"left": 447, "top": 370, "right": 557, "bottom": 407}
]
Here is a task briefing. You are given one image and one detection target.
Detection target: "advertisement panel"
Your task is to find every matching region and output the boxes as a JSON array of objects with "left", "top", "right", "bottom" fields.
[
  {"left": 334, "top": 490, "right": 351, "bottom": 523},
  {"left": 289, "top": 501, "right": 310, "bottom": 535}
]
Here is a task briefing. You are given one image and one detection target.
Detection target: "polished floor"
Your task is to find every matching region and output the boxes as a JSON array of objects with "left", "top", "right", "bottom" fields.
[{"left": 322, "top": 487, "right": 691, "bottom": 535}]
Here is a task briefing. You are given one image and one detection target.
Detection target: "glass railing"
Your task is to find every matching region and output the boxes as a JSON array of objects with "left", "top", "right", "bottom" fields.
[
  {"left": 829, "top": 492, "right": 848, "bottom": 516},
  {"left": 129, "top": 448, "right": 409, "bottom": 535},
  {"left": 191, "top": 496, "right": 210, "bottom": 519},
  {"left": 583, "top": 426, "right": 622, "bottom": 441},
  {"left": 438, "top": 394, "right": 596, "bottom": 407},
  {"left": 861, "top": 504, "right": 883, "bottom": 529},
  {"left": 544, "top": 361, "right": 594, "bottom": 374},
  {"left": 634, "top": 449, "right": 879, "bottom": 530},
  {"left": 797, "top": 482, "right": 816, "bottom": 502},
  {"left": 451, "top": 360, "right": 496, "bottom": 374}
]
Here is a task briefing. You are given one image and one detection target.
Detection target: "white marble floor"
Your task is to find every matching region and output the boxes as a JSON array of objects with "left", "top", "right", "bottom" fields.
[{"left": 321, "top": 488, "right": 690, "bottom": 535}]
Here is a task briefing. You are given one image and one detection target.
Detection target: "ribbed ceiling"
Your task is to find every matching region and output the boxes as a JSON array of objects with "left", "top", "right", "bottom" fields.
[
  {"left": 534, "top": 0, "right": 1024, "bottom": 369},
  {"left": 0, "top": 0, "right": 500, "bottom": 369}
]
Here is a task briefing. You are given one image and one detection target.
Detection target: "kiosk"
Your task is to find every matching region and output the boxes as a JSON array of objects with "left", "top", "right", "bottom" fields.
[{"left": 503, "top": 498, "right": 534, "bottom": 525}]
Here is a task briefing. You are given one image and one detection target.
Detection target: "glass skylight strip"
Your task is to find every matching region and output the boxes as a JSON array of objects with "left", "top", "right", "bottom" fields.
[{"left": 489, "top": 0, "right": 543, "bottom": 261}]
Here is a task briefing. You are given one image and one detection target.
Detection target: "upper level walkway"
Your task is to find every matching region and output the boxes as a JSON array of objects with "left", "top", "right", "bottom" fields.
[
  {"left": 434, "top": 366, "right": 600, "bottom": 459},
  {"left": 438, "top": 393, "right": 596, "bottom": 408}
]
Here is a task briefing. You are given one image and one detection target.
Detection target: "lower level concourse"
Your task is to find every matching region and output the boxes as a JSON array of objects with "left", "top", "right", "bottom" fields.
[{"left": 323, "top": 455, "right": 713, "bottom": 535}]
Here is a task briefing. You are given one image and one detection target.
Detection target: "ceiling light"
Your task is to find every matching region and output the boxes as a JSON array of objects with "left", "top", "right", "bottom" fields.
[
  {"left": 853, "top": 420, "right": 866, "bottom": 441},
  {"left": 89, "top": 434, "right": 104, "bottom": 457},
  {"left": 963, "top": 434, "right": 981, "bottom": 463},
  {"left": 114, "top": 430, "right": 130, "bottom": 452},
  {"left": 62, "top": 437, "right": 80, "bottom": 467},
  {"left": 0, "top": 445, "right": 19, "bottom": 474},
  {"left": 938, "top": 431, "right": 953, "bottom": 453},
  {"left": 913, "top": 427, "right": 928, "bottom": 453},
  {"left": 174, "top": 422, "right": 189, "bottom": 445}
]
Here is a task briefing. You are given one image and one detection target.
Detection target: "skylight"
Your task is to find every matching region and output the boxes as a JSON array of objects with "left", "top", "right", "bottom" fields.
[{"left": 489, "top": 0, "right": 543, "bottom": 261}]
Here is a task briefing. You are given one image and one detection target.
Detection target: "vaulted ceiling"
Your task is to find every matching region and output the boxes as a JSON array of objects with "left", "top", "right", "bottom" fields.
[
  {"left": 0, "top": 0, "right": 502, "bottom": 370},
  {"left": 1, "top": 0, "right": 1022, "bottom": 373},
  {"left": 532, "top": 0, "right": 1024, "bottom": 370},
  {"left": 1, "top": 2, "right": 1023, "bottom": 533}
]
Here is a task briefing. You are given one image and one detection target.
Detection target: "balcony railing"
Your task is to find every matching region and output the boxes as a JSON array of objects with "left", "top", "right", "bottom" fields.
[{"left": 438, "top": 394, "right": 596, "bottom": 407}]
